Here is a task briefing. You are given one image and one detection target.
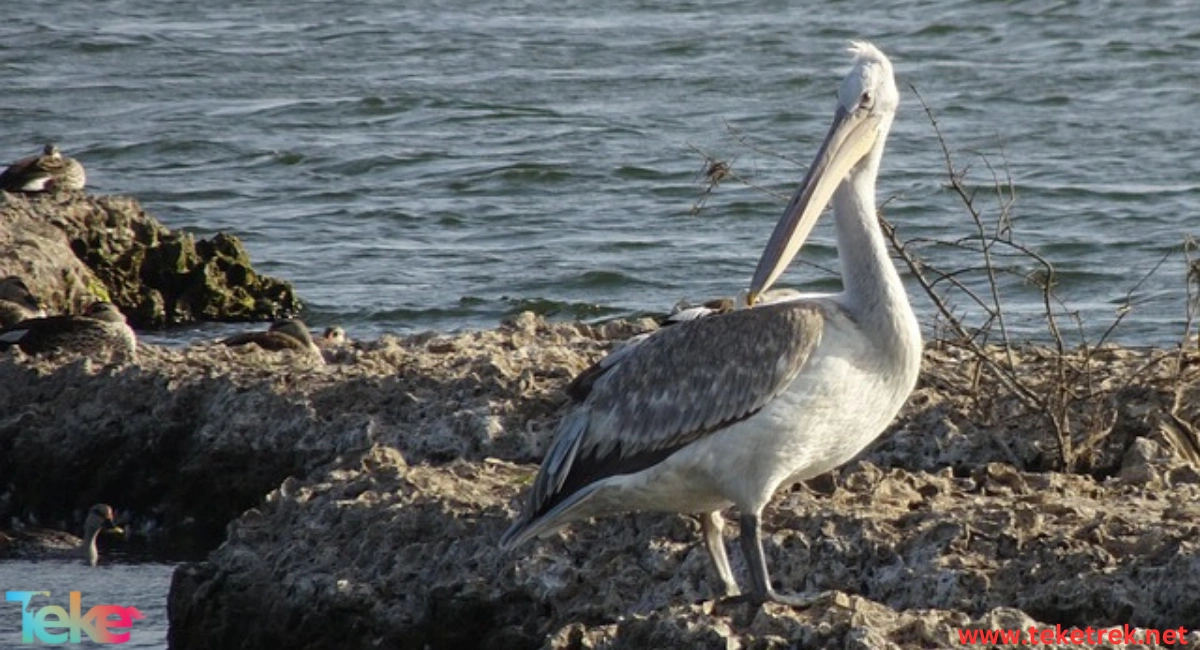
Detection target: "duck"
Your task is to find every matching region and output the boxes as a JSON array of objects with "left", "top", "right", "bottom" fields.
[
  {"left": 0, "top": 276, "right": 46, "bottom": 326},
  {"left": 0, "top": 143, "right": 87, "bottom": 193},
  {"left": 313, "top": 325, "right": 350, "bottom": 363},
  {"left": 662, "top": 288, "right": 803, "bottom": 324},
  {"left": 0, "top": 301, "right": 137, "bottom": 362},
  {"left": 318, "top": 325, "right": 347, "bottom": 348},
  {"left": 0, "top": 504, "right": 125, "bottom": 566},
  {"left": 222, "top": 318, "right": 324, "bottom": 364}
]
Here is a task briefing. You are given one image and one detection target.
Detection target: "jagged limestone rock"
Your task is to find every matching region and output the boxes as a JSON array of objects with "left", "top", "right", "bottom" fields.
[
  {"left": 0, "top": 192, "right": 102, "bottom": 311},
  {"left": 0, "top": 192, "right": 300, "bottom": 326},
  {"left": 3, "top": 313, "right": 1200, "bottom": 648}
]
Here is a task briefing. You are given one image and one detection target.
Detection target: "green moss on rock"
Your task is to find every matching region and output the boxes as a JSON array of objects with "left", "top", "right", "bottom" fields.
[{"left": 2, "top": 193, "right": 301, "bottom": 326}]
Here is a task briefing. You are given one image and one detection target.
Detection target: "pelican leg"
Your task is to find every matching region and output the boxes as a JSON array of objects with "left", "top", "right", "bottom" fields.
[
  {"left": 700, "top": 511, "right": 740, "bottom": 597},
  {"left": 738, "top": 512, "right": 821, "bottom": 608}
]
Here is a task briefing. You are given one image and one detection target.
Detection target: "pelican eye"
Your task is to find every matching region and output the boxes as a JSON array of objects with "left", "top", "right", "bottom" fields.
[{"left": 859, "top": 91, "right": 874, "bottom": 110}]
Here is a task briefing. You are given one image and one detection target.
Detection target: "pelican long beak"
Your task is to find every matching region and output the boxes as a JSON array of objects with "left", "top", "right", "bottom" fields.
[{"left": 747, "top": 105, "right": 881, "bottom": 305}]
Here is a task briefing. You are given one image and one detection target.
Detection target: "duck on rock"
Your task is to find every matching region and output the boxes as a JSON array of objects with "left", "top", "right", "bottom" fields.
[{"left": 0, "top": 143, "right": 87, "bottom": 193}]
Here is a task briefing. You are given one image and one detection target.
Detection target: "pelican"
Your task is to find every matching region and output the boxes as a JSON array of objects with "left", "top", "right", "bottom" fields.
[
  {"left": 500, "top": 42, "right": 921, "bottom": 606},
  {"left": 0, "top": 301, "right": 136, "bottom": 362},
  {"left": 0, "top": 143, "right": 87, "bottom": 193}
]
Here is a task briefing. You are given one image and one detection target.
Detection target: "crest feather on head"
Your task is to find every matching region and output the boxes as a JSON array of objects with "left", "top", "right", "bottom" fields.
[{"left": 848, "top": 41, "right": 890, "bottom": 69}]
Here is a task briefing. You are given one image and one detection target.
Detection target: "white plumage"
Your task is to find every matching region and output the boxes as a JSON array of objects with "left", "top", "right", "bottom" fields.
[{"left": 502, "top": 42, "right": 921, "bottom": 606}]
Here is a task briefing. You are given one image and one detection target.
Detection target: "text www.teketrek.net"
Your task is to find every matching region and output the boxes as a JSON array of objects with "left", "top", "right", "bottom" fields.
[{"left": 957, "top": 625, "right": 1189, "bottom": 646}]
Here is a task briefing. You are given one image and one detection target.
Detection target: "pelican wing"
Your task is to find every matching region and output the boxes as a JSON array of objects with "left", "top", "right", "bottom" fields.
[{"left": 530, "top": 300, "right": 824, "bottom": 516}]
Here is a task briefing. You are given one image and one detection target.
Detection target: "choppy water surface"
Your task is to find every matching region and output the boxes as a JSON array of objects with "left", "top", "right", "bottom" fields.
[{"left": 4, "top": 0, "right": 1199, "bottom": 345}]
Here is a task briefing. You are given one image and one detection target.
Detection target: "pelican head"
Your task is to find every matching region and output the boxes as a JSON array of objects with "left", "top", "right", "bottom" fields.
[{"left": 747, "top": 41, "right": 899, "bottom": 304}]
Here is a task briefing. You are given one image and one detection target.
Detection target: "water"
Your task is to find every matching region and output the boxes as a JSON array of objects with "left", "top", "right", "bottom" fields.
[
  {"left": 2, "top": 3, "right": 1199, "bottom": 645},
  {"left": 3, "top": 1, "right": 1199, "bottom": 346},
  {"left": 0, "top": 561, "right": 172, "bottom": 648}
]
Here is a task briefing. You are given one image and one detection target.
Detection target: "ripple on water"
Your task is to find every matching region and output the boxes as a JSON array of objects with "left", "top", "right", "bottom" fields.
[{"left": 1, "top": 0, "right": 1196, "bottom": 346}]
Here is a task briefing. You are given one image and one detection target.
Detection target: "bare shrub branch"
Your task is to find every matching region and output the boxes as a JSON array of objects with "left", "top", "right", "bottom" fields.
[{"left": 687, "top": 86, "right": 1194, "bottom": 474}]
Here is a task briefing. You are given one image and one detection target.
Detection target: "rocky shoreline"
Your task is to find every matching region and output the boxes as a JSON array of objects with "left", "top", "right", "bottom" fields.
[
  {"left": 2, "top": 307, "right": 1199, "bottom": 647},
  {"left": 0, "top": 191, "right": 300, "bottom": 327},
  {"left": 4, "top": 190, "right": 1200, "bottom": 648},
  {"left": 161, "top": 335, "right": 1200, "bottom": 648}
]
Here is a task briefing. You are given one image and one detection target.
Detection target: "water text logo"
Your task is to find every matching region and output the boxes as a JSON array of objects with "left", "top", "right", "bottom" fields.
[{"left": 5, "top": 591, "right": 144, "bottom": 645}]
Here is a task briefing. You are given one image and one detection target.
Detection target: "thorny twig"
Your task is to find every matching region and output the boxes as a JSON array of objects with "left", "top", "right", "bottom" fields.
[{"left": 686, "top": 143, "right": 790, "bottom": 216}]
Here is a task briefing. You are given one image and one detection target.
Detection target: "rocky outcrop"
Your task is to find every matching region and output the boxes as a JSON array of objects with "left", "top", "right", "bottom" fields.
[
  {"left": 0, "top": 192, "right": 101, "bottom": 312},
  {"left": 0, "top": 313, "right": 625, "bottom": 553},
  {"left": 166, "top": 450, "right": 1200, "bottom": 649},
  {"left": 0, "top": 191, "right": 300, "bottom": 326},
  {"left": 2, "top": 313, "right": 1199, "bottom": 648},
  {"left": 159, "top": 325, "right": 1200, "bottom": 649}
]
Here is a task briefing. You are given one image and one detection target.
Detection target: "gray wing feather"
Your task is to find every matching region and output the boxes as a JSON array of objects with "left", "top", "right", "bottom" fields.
[{"left": 529, "top": 300, "right": 824, "bottom": 511}]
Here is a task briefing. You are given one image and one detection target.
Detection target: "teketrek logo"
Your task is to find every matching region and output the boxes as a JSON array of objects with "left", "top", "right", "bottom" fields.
[{"left": 5, "top": 591, "right": 144, "bottom": 644}]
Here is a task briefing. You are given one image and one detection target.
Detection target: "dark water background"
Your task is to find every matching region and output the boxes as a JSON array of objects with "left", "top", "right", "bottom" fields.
[{"left": 5, "top": 0, "right": 1198, "bottom": 346}]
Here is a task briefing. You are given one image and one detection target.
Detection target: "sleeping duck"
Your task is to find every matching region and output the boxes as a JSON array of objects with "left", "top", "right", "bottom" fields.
[
  {"left": 222, "top": 318, "right": 324, "bottom": 365},
  {"left": 0, "top": 301, "right": 136, "bottom": 363},
  {"left": 0, "top": 143, "right": 87, "bottom": 193},
  {"left": 0, "top": 276, "right": 46, "bottom": 327}
]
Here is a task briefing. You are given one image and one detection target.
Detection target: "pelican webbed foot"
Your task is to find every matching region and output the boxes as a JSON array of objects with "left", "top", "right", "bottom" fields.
[{"left": 717, "top": 588, "right": 828, "bottom": 608}]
